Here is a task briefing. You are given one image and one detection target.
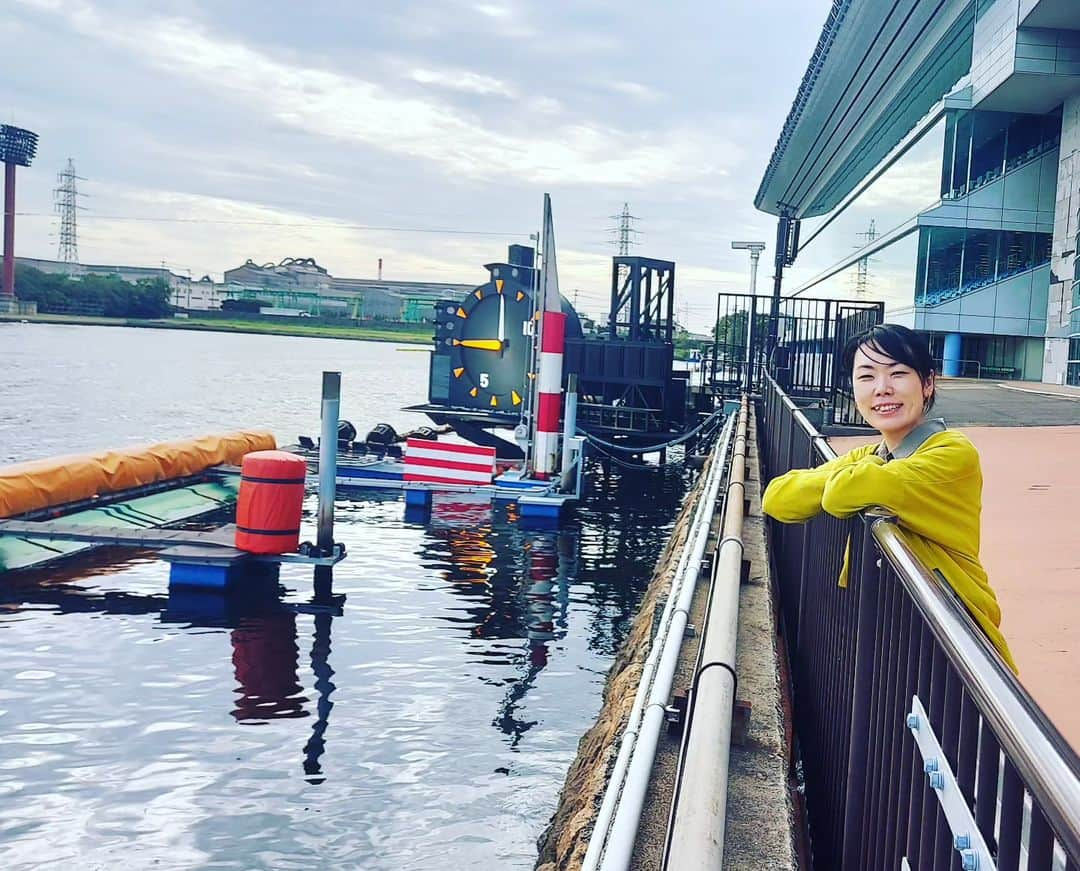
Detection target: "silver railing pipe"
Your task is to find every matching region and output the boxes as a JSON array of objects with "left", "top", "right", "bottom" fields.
[
  {"left": 664, "top": 395, "right": 748, "bottom": 867},
  {"left": 317, "top": 371, "right": 340, "bottom": 553},
  {"left": 583, "top": 411, "right": 736, "bottom": 871},
  {"left": 872, "top": 519, "right": 1080, "bottom": 860},
  {"left": 561, "top": 374, "right": 579, "bottom": 486}
]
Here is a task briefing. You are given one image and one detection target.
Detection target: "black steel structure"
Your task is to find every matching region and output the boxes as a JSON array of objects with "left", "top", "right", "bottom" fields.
[
  {"left": 565, "top": 257, "right": 688, "bottom": 441},
  {"left": 606, "top": 256, "right": 675, "bottom": 342},
  {"left": 704, "top": 291, "right": 883, "bottom": 427},
  {"left": 420, "top": 250, "right": 697, "bottom": 450}
]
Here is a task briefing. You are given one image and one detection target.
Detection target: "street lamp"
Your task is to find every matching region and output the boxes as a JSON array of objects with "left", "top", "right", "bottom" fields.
[
  {"left": 0, "top": 124, "right": 39, "bottom": 310},
  {"left": 732, "top": 241, "right": 767, "bottom": 391},
  {"left": 731, "top": 241, "right": 766, "bottom": 295}
]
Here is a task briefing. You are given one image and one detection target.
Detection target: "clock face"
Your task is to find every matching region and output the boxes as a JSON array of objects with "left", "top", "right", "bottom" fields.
[{"left": 451, "top": 277, "right": 534, "bottom": 410}]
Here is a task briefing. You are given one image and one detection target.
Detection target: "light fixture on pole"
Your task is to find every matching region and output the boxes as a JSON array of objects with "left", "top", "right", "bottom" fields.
[
  {"left": 731, "top": 241, "right": 767, "bottom": 391},
  {"left": 731, "top": 241, "right": 766, "bottom": 295}
]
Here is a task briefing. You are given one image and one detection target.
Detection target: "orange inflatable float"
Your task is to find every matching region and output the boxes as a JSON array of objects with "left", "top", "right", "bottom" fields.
[
  {"left": 234, "top": 451, "right": 307, "bottom": 555},
  {"left": 0, "top": 430, "right": 276, "bottom": 518}
]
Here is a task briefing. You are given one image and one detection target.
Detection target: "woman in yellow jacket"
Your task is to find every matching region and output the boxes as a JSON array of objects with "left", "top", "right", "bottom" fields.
[{"left": 762, "top": 323, "right": 1017, "bottom": 673}]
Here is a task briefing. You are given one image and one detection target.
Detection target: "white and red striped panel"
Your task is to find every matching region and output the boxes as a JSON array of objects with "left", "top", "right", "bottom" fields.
[
  {"left": 404, "top": 438, "right": 496, "bottom": 486},
  {"left": 534, "top": 310, "right": 566, "bottom": 478}
]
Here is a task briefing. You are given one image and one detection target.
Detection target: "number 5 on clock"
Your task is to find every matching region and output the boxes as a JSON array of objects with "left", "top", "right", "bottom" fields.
[{"left": 479, "top": 372, "right": 490, "bottom": 388}]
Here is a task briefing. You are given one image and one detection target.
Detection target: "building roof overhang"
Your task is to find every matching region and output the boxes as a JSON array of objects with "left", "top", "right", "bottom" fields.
[{"left": 755, "top": 0, "right": 974, "bottom": 220}]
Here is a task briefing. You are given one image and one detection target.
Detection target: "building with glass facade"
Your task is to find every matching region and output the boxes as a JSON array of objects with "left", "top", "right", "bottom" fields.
[{"left": 756, "top": 0, "right": 1080, "bottom": 384}]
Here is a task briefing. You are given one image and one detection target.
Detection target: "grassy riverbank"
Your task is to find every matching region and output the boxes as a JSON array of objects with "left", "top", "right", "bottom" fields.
[{"left": 0, "top": 312, "right": 433, "bottom": 345}]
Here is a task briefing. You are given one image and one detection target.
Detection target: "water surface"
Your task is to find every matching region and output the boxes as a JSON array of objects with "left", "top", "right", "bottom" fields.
[{"left": 0, "top": 324, "right": 688, "bottom": 869}]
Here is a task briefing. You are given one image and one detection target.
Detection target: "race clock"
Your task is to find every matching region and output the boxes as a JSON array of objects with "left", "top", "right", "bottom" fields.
[{"left": 430, "top": 267, "right": 537, "bottom": 412}]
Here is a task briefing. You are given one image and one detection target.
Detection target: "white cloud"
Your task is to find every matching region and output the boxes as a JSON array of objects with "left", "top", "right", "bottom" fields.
[
  {"left": 607, "top": 80, "right": 663, "bottom": 102},
  {"left": 18, "top": 0, "right": 732, "bottom": 187},
  {"left": 474, "top": 3, "right": 512, "bottom": 19},
  {"left": 409, "top": 67, "right": 516, "bottom": 98}
]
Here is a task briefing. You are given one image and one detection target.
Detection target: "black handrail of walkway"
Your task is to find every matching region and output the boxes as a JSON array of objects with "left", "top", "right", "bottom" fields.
[{"left": 761, "top": 374, "right": 1080, "bottom": 871}]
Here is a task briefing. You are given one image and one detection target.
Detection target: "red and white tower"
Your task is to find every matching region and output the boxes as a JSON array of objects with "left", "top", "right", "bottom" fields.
[{"left": 532, "top": 194, "right": 565, "bottom": 479}]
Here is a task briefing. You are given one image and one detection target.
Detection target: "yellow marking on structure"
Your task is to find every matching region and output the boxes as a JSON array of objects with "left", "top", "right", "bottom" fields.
[
  {"left": 495, "top": 279, "right": 504, "bottom": 294},
  {"left": 516, "top": 291, "right": 525, "bottom": 302},
  {"left": 469, "top": 387, "right": 479, "bottom": 397},
  {"left": 474, "top": 289, "right": 484, "bottom": 300},
  {"left": 527, "top": 372, "right": 536, "bottom": 380},
  {"left": 511, "top": 390, "right": 522, "bottom": 406},
  {"left": 456, "top": 307, "right": 468, "bottom": 318},
  {"left": 453, "top": 367, "right": 465, "bottom": 378},
  {"left": 490, "top": 395, "right": 499, "bottom": 407},
  {"left": 534, "top": 310, "right": 541, "bottom": 320}
]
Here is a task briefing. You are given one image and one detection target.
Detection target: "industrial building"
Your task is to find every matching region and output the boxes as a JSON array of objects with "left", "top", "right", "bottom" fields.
[
  {"left": 17, "top": 254, "right": 474, "bottom": 323},
  {"left": 756, "top": 0, "right": 1080, "bottom": 384}
]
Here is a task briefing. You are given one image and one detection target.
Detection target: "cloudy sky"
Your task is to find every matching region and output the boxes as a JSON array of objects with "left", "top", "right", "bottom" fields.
[{"left": 5, "top": 0, "right": 944, "bottom": 330}]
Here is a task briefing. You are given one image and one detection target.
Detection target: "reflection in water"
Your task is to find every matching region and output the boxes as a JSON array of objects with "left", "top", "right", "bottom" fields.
[
  {"left": 302, "top": 610, "right": 336, "bottom": 783},
  {"left": 231, "top": 612, "right": 307, "bottom": 721},
  {"left": 416, "top": 469, "right": 678, "bottom": 748},
  {"left": 0, "top": 326, "right": 701, "bottom": 869},
  {"left": 0, "top": 455, "right": 687, "bottom": 868},
  {"left": 2, "top": 556, "right": 340, "bottom": 784}
]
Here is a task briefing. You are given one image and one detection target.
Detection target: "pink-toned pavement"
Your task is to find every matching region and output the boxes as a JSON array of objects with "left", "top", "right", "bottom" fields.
[{"left": 831, "top": 383, "right": 1080, "bottom": 752}]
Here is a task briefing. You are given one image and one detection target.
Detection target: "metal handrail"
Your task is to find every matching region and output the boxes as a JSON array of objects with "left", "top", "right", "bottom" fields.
[
  {"left": 872, "top": 519, "right": 1080, "bottom": 860},
  {"left": 664, "top": 395, "right": 748, "bottom": 867},
  {"left": 764, "top": 371, "right": 1080, "bottom": 861}
]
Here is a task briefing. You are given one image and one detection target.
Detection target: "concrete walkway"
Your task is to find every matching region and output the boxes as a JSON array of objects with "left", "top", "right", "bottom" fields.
[{"left": 832, "top": 381, "right": 1080, "bottom": 751}]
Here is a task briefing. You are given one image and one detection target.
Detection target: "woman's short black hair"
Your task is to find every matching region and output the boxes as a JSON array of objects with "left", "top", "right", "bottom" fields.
[{"left": 841, "top": 323, "right": 936, "bottom": 411}]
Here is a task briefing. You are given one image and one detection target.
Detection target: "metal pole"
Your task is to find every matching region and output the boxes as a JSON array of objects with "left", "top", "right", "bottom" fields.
[
  {"left": 664, "top": 396, "right": 747, "bottom": 868},
  {"left": 583, "top": 414, "right": 737, "bottom": 871},
  {"left": 318, "top": 371, "right": 340, "bottom": 554},
  {"left": 768, "top": 217, "right": 787, "bottom": 364},
  {"left": 561, "top": 373, "right": 578, "bottom": 483},
  {"left": 3, "top": 162, "right": 16, "bottom": 300}
]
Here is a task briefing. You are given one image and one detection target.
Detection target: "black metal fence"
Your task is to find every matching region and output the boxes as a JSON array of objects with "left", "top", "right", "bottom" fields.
[
  {"left": 705, "top": 293, "right": 883, "bottom": 426},
  {"left": 762, "top": 375, "right": 1080, "bottom": 871}
]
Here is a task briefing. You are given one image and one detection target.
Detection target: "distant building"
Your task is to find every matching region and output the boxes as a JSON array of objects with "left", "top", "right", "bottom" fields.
[
  {"left": 17, "top": 254, "right": 477, "bottom": 323},
  {"left": 16, "top": 256, "right": 189, "bottom": 293}
]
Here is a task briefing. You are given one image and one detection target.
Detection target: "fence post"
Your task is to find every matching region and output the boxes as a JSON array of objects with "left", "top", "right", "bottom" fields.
[{"left": 840, "top": 516, "right": 884, "bottom": 868}]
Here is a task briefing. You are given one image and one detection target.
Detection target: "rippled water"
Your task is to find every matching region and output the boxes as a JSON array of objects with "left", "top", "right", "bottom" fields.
[{"left": 0, "top": 324, "right": 689, "bottom": 869}]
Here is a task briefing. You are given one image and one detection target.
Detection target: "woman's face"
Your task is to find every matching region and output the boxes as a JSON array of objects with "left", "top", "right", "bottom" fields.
[{"left": 852, "top": 343, "right": 934, "bottom": 447}]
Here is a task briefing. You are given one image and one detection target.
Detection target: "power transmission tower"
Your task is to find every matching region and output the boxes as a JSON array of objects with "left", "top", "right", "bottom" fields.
[
  {"left": 53, "top": 158, "right": 85, "bottom": 265},
  {"left": 854, "top": 219, "right": 877, "bottom": 298},
  {"left": 608, "top": 202, "right": 641, "bottom": 255}
]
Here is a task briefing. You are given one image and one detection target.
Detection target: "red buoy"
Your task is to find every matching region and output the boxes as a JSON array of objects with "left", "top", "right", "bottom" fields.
[{"left": 235, "top": 451, "right": 307, "bottom": 554}]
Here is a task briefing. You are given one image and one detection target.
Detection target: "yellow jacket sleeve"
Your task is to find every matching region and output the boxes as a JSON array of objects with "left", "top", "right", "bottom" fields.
[
  {"left": 819, "top": 432, "right": 982, "bottom": 556},
  {"left": 762, "top": 443, "right": 879, "bottom": 523}
]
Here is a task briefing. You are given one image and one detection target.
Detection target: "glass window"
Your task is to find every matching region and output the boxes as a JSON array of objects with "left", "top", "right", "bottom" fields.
[
  {"left": 1068, "top": 338, "right": 1080, "bottom": 387},
  {"left": 915, "top": 228, "right": 932, "bottom": 297},
  {"left": 969, "top": 112, "right": 1008, "bottom": 189},
  {"left": 999, "top": 231, "right": 1034, "bottom": 278},
  {"left": 952, "top": 112, "right": 973, "bottom": 196},
  {"left": 941, "top": 114, "right": 957, "bottom": 199},
  {"left": 963, "top": 229, "right": 997, "bottom": 289},
  {"left": 1033, "top": 233, "right": 1052, "bottom": 266},
  {"left": 924, "top": 227, "right": 965, "bottom": 298},
  {"left": 1006, "top": 113, "right": 1042, "bottom": 170},
  {"left": 1041, "top": 109, "right": 1062, "bottom": 151}
]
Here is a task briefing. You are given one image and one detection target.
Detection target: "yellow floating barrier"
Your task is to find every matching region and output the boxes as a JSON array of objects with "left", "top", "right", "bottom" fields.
[{"left": 0, "top": 431, "right": 277, "bottom": 519}]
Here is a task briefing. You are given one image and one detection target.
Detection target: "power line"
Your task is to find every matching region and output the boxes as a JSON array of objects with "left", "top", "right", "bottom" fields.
[{"left": 16, "top": 212, "right": 530, "bottom": 237}]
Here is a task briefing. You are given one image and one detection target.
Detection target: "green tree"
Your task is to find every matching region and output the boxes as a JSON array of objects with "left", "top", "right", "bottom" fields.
[
  {"left": 13, "top": 266, "right": 172, "bottom": 318},
  {"left": 712, "top": 310, "right": 769, "bottom": 349}
]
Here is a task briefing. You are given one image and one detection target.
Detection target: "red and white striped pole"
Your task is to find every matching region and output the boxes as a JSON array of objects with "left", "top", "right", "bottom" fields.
[{"left": 534, "top": 308, "right": 565, "bottom": 478}]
